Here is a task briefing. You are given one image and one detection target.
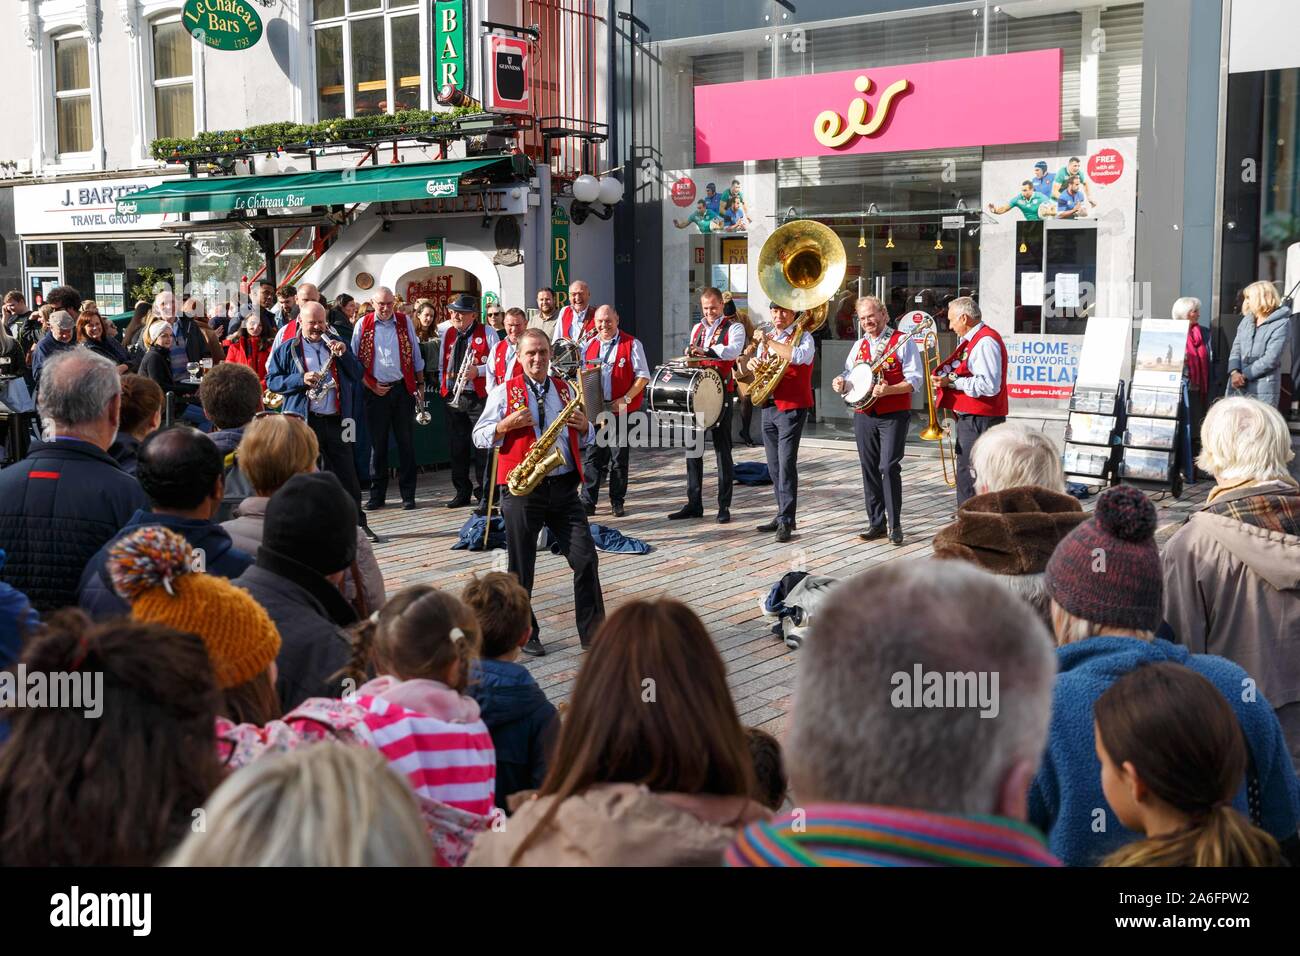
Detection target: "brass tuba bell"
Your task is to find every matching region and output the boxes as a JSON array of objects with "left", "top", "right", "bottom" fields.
[{"left": 748, "top": 220, "right": 846, "bottom": 406}]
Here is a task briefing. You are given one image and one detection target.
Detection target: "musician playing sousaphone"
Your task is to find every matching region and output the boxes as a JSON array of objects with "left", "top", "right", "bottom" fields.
[
  {"left": 436, "top": 293, "right": 491, "bottom": 512},
  {"left": 752, "top": 302, "right": 815, "bottom": 542},
  {"left": 349, "top": 286, "right": 426, "bottom": 512},
  {"left": 472, "top": 328, "right": 605, "bottom": 658},
  {"left": 266, "top": 301, "right": 367, "bottom": 515},
  {"left": 832, "top": 295, "right": 924, "bottom": 545}
]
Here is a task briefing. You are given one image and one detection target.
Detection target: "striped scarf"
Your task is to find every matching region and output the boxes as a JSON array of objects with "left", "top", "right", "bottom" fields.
[{"left": 726, "top": 803, "right": 1060, "bottom": 867}]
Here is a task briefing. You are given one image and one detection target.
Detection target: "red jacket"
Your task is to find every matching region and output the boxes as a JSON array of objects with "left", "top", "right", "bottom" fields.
[
  {"left": 495, "top": 374, "right": 583, "bottom": 484},
  {"left": 853, "top": 331, "right": 911, "bottom": 416},
  {"left": 937, "top": 324, "right": 1009, "bottom": 417},
  {"left": 222, "top": 334, "right": 271, "bottom": 387},
  {"left": 583, "top": 332, "right": 646, "bottom": 412}
]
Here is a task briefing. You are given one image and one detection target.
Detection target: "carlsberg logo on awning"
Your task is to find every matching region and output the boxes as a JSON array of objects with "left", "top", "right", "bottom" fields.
[
  {"left": 426, "top": 177, "right": 459, "bottom": 198},
  {"left": 183, "top": 0, "right": 264, "bottom": 52}
]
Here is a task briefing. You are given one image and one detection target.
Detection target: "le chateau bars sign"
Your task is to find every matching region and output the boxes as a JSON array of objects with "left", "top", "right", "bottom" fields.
[
  {"left": 693, "top": 49, "right": 1061, "bottom": 164},
  {"left": 182, "top": 0, "right": 263, "bottom": 52}
]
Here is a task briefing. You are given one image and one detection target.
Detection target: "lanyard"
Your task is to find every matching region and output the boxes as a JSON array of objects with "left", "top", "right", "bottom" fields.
[{"left": 599, "top": 336, "right": 618, "bottom": 367}]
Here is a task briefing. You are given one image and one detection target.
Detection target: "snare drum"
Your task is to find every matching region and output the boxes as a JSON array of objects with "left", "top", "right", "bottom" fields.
[{"left": 648, "top": 364, "right": 725, "bottom": 429}]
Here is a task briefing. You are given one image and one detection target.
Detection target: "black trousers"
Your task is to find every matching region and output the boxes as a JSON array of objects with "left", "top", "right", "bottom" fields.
[
  {"left": 501, "top": 471, "right": 605, "bottom": 646},
  {"left": 445, "top": 401, "right": 487, "bottom": 499},
  {"left": 762, "top": 405, "right": 808, "bottom": 526},
  {"left": 581, "top": 436, "right": 631, "bottom": 508},
  {"left": 955, "top": 413, "right": 1005, "bottom": 505},
  {"left": 686, "top": 393, "right": 734, "bottom": 511},
  {"left": 854, "top": 409, "right": 910, "bottom": 531},
  {"left": 309, "top": 413, "right": 362, "bottom": 507},
  {"left": 364, "top": 384, "right": 417, "bottom": 505}
]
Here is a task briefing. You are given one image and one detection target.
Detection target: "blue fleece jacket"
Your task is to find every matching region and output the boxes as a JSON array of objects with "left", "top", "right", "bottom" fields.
[
  {"left": 76, "top": 510, "right": 254, "bottom": 619},
  {"left": 1029, "top": 637, "right": 1300, "bottom": 866},
  {"left": 468, "top": 658, "right": 559, "bottom": 811}
]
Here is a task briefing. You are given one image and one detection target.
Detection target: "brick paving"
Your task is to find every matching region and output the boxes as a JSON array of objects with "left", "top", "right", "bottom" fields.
[{"left": 367, "top": 441, "right": 1212, "bottom": 738}]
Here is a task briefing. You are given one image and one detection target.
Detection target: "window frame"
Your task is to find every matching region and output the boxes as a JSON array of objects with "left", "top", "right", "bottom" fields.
[
  {"left": 144, "top": 11, "right": 202, "bottom": 145},
  {"left": 310, "top": 0, "right": 427, "bottom": 121},
  {"left": 51, "top": 31, "right": 94, "bottom": 160}
]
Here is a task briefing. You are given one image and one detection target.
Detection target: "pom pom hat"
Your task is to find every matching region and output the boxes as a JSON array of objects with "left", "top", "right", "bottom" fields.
[
  {"left": 108, "top": 526, "right": 281, "bottom": 688},
  {"left": 1044, "top": 485, "right": 1163, "bottom": 633}
]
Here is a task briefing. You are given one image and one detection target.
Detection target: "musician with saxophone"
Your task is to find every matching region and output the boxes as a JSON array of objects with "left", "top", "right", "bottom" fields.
[
  {"left": 266, "top": 301, "right": 366, "bottom": 514},
  {"left": 473, "top": 328, "right": 604, "bottom": 657},
  {"left": 437, "top": 294, "right": 491, "bottom": 511},
  {"left": 832, "top": 296, "right": 924, "bottom": 545},
  {"left": 753, "top": 302, "right": 815, "bottom": 542}
]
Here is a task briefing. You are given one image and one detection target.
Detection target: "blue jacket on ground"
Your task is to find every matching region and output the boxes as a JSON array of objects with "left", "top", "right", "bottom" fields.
[
  {"left": 266, "top": 335, "right": 370, "bottom": 482},
  {"left": 468, "top": 658, "right": 559, "bottom": 810},
  {"left": 1029, "top": 636, "right": 1300, "bottom": 866},
  {"left": 76, "top": 509, "right": 254, "bottom": 618}
]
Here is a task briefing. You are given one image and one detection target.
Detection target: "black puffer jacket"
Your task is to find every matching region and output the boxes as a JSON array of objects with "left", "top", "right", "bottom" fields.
[{"left": 0, "top": 439, "right": 147, "bottom": 612}]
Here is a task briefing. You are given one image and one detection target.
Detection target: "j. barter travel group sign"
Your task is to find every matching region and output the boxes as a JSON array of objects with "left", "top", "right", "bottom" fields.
[{"left": 182, "top": 0, "right": 264, "bottom": 52}]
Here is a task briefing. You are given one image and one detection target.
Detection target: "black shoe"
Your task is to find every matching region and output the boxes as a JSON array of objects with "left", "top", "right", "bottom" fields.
[
  {"left": 611, "top": 504, "right": 626, "bottom": 518},
  {"left": 583, "top": 500, "right": 596, "bottom": 516},
  {"left": 473, "top": 487, "right": 484, "bottom": 502},
  {"left": 668, "top": 506, "right": 704, "bottom": 520},
  {"left": 775, "top": 524, "right": 792, "bottom": 543},
  {"left": 445, "top": 496, "right": 472, "bottom": 509},
  {"left": 859, "top": 524, "right": 887, "bottom": 541},
  {"left": 716, "top": 509, "right": 731, "bottom": 524},
  {"left": 521, "top": 636, "right": 546, "bottom": 658},
  {"left": 364, "top": 499, "right": 386, "bottom": 512},
  {"left": 402, "top": 501, "right": 417, "bottom": 511},
  {"left": 890, "top": 528, "right": 904, "bottom": 546},
  {"left": 756, "top": 519, "right": 779, "bottom": 533}
]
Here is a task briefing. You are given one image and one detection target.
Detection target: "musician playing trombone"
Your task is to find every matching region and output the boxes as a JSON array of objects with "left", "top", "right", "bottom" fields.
[
  {"left": 753, "top": 302, "right": 815, "bottom": 543},
  {"left": 473, "top": 328, "right": 605, "bottom": 658},
  {"left": 832, "top": 295, "right": 924, "bottom": 546},
  {"left": 266, "top": 301, "right": 367, "bottom": 517},
  {"left": 352, "top": 286, "right": 427, "bottom": 512}
]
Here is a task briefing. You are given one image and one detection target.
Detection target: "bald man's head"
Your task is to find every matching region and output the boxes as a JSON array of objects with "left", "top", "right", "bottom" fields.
[
  {"left": 299, "top": 301, "right": 329, "bottom": 339},
  {"left": 296, "top": 283, "right": 321, "bottom": 306}
]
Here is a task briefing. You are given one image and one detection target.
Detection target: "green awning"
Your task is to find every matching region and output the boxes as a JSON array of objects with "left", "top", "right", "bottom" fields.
[{"left": 116, "top": 156, "right": 519, "bottom": 216}]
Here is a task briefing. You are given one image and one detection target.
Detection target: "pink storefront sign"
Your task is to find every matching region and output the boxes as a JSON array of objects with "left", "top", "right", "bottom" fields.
[{"left": 694, "top": 49, "right": 1062, "bottom": 164}]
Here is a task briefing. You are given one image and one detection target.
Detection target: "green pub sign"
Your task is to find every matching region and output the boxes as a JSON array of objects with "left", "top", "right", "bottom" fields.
[
  {"left": 435, "top": 1, "right": 467, "bottom": 92},
  {"left": 425, "top": 237, "right": 445, "bottom": 268},
  {"left": 182, "top": 0, "right": 263, "bottom": 52},
  {"left": 551, "top": 204, "right": 570, "bottom": 305}
]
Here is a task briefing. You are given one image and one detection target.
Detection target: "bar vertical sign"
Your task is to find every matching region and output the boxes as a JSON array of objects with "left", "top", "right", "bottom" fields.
[
  {"left": 425, "top": 237, "right": 445, "bottom": 267},
  {"left": 435, "top": 0, "right": 467, "bottom": 92},
  {"left": 551, "top": 204, "right": 570, "bottom": 306}
]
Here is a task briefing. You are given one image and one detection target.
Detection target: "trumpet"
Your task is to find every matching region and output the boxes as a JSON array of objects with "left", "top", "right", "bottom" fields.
[
  {"left": 415, "top": 392, "right": 433, "bottom": 425},
  {"left": 449, "top": 337, "right": 478, "bottom": 410}
]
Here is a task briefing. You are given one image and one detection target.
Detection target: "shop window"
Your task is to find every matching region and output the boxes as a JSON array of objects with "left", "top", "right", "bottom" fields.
[
  {"left": 312, "top": 0, "right": 422, "bottom": 119},
  {"left": 53, "top": 34, "right": 93, "bottom": 155},
  {"left": 25, "top": 243, "right": 60, "bottom": 270},
  {"left": 151, "top": 18, "right": 195, "bottom": 140}
]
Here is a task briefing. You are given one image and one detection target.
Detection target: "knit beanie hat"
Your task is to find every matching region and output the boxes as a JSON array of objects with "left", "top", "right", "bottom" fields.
[
  {"left": 1044, "top": 485, "right": 1162, "bottom": 632},
  {"left": 108, "top": 526, "right": 281, "bottom": 689},
  {"left": 263, "top": 471, "right": 358, "bottom": 575}
]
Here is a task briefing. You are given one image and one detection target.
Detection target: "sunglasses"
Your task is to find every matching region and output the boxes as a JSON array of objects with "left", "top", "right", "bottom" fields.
[{"left": 254, "top": 410, "right": 306, "bottom": 421}]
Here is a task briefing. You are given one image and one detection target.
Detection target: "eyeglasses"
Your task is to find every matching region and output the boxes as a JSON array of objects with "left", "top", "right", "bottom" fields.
[{"left": 254, "top": 410, "right": 305, "bottom": 421}]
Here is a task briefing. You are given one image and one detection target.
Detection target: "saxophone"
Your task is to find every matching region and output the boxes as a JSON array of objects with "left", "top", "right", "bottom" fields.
[{"left": 505, "top": 385, "right": 585, "bottom": 496}]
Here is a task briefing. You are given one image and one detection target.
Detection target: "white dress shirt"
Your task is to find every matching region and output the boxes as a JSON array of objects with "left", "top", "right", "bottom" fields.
[
  {"left": 845, "top": 327, "right": 925, "bottom": 394},
  {"left": 762, "top": 325, "right": 815, "bottom": 366},
  {"left": 952, "top": 322, "right": 1003, "bottom": 398},
  {"left": 589, "top": 334, "right": 651, "bottom": 401},
  {"left": 485, "top": 338, "right": 520, "bottom": 391},
  {"left": 351, "top": 315, "right": 426, "bottom": 383},
  {"left": 692, "top": 318, "right": 746, "bottom": 361},
  {"left": 473, "top": 375, "right": 596, "bottom": 475}
]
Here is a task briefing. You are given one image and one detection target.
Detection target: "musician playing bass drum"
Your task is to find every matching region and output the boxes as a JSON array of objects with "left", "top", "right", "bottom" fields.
[
  {"left": 832, "top": 295, "right": 924, "bottom": 546},
  {"left": 752, "top": 302, "right": 815, "bottom": 543},
  {"left": 668, "top": 286, "right": 745, "bottom": 524},
  {"left": 472, "top": 329, "right": 605, "bottom": 658}
]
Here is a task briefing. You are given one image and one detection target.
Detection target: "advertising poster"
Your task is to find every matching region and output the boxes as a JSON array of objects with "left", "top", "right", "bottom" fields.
[
  {"left": 1132, "top": 319, "right": 1187, "bottom": 389},
  {"left": 1005, "top": 334, "right": 1081, "bottom": 400}
]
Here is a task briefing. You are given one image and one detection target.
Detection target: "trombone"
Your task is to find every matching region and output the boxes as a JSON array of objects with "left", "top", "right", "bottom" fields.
[{"left": 914, "top": 317, "right": 958, "bottom": 488}]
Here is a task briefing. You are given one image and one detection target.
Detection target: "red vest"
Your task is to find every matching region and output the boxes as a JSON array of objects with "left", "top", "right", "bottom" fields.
[
  {"left": 490, "top": 337, "right": 521, "bottom": 385},
  {"left": 691, "top": 319, "right": 740, "bottom": 393},
  {"left": 440, "top": 320, "right": 491, "bottom": 400},
  {"left": 767, "top": 329, "right": 813, "bottom": 411},
  {"left": 583, "top": 332, "right": 645, "bottom": 412},
  {"left": 557, "top": 305, "right": 593, "bottom": 341},
  {"left": 937, "top": 324, "right": 1009, "bottom": 417},
  {"left": 358, "top": 313, "right": 418, "bottom": 396},
  {"left": 494, "top": 374, "right": 584, "bottom": 485},
  {"left": 855, "top": 330, "right": 911, "bottom": 416}
]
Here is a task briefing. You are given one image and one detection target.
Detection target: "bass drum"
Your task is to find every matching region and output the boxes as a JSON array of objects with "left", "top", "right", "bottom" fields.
[{"left": 648, "top": 364, "right": 725, "bottom": 430}]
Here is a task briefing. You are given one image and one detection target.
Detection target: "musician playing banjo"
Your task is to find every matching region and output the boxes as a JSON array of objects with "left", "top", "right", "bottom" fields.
[
  {"left": 668, "top": 286, "right": 745, "bottom": 524},
  {"left": 753, "top": 302, "right": 815, "bottom": 543},
  {"left": 266, "top": 301, "right": 367, "bottom": 515},
  {"left": 436, "top": 293, "right": 492, "bottom": 512},
  {"left": 832, "top": 295, "right": 923, "bottom": 546},
  {"left": 473, "top": 328, "right": 605, "bottom": 658}
]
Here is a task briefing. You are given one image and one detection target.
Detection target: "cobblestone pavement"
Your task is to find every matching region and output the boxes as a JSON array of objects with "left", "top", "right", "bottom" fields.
[{"left": 367, "top": 442, "right": 1211, "bottom": 737}]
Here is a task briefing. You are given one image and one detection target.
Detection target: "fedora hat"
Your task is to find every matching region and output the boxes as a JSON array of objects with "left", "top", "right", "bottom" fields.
[{"left": 447, "top": 293, "right": 479, "bottom": 314}]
